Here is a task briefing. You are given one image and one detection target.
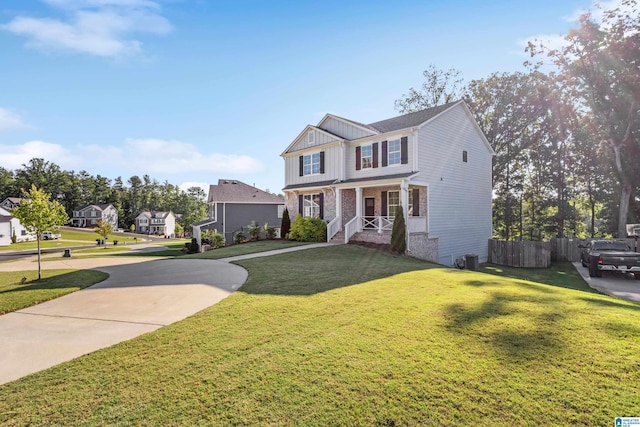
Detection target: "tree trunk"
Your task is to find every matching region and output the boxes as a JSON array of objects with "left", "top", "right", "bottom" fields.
[
  {"left": 619, "top": 183, "right": 632, "bottom": 238},
  {"left": 37, "top": 237, "right": 41, "bottom": 281}
]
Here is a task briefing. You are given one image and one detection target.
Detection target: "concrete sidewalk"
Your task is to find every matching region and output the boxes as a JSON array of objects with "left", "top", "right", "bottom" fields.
[{"left": 0, "top": 242, "right": 335, "bottom": 385}]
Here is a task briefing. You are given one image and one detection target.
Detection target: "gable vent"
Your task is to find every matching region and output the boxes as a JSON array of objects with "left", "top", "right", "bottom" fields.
[{"left": 308, "top": 131, "right": 315, "bottom": 145}]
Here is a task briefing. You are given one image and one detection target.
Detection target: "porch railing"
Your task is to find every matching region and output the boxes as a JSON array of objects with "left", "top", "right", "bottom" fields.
[
  {"left": 326, "top": 216, "right": 341, "bottom": 242},
  {"left": 344, "top": 216, "right": 359, "bottom": 244},
  {"left": 362, "top": 216, "right": 394, "bottom": 233}
]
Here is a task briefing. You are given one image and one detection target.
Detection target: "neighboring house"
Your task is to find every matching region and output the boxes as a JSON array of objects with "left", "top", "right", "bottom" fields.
[
  {"left": 0, "top": 206, "right": 33, "bottom": 245},
  {"left": 193, "top": 179, "right": 285, "bottom": 247},
  {"left": 0, "top": 197, "right": 23, "bottom": 211},
  {"left": 135, "top": 211, "right": 176, "bottom": 237},
  {"left": 281, "top": 100, "right": 495, "bottom": 266},
  {"left": 71, "top": 204, "right": 118, "bottom": 229}
]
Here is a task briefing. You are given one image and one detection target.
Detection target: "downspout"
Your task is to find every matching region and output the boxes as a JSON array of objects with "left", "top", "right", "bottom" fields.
[{"left": 223, "top": 202, "right": 227, "bottom": 243}]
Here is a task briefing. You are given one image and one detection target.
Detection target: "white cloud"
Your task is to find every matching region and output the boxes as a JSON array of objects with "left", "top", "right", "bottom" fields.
[
  {"left": 178, "top": 181, "right": 210, "bottom": 194},
  {"left": 517, "top": 33, "right": 569, "bottom": 52},
  {"left": 0, "top": 108, "right": 28, "bottom": 133},
  {"left": 1, "top": 0, "right": 172, "bottom": 57},
  {"left": 518, "top": 0, "right": 634, "bottom": 58},
  {"left": 0, "top": 140, "right": 75, "bottom": 169},
  {"left": 0, "top": 138, "right": 264, "bottom": 178}
]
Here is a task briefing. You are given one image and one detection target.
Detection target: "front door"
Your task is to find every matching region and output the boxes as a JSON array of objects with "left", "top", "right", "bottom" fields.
[{"left": 364, "top": 197, "right": 375, "bottom": 229}]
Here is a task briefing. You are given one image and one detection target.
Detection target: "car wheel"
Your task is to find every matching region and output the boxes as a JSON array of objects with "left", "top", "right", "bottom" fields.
[
  {"left": 634, "top": 273, "right": 640, "bottom": 280},
  {"left": 588, "top": 256, "right": 601, "bottom": 278}
]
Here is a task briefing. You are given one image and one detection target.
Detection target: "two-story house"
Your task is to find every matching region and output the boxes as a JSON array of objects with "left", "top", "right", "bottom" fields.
[
  {"left": 0, "top": 206, "right": 33, "bottom": 245},
  {"left": 281, "top": 100, "right": 494, "bottom": 266},
  {"left": 193, "top": 179, "right": 285, "bottom": 247},
  {"left": 72, "top": 204, "right": 118, "bottom": 229},
  {"left": 135, "top": 211, "right": 176, "bottom": 237},
  {"left": 0, "top": 197, "right": 23, "bottom": 211}
]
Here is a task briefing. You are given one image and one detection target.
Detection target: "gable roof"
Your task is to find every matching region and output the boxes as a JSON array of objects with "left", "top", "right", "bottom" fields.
[
  {"left": 367, "top": 101, "right": 460, "bottom": 133},
  {"left": 74, "top": 203, "right": 113, "bottom": 212},
  {"left": 281, "top": 124, "right": 345, "bottom": 156},
  {"left": 319, "top": 114, "right": 380, "bottom": 135},
  {"left": 0, "top": 197, "right": 23, "bottom": 209},
  {"left": 136, "top": 210, "right": 173, "bottom": 220},
  {"left": 208, "top": 180, "right": 284, "bottom": 204}
]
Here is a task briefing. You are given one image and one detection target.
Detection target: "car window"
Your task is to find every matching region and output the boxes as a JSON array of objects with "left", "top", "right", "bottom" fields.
[{"left": 592, "top": 241, "right": 629, "bottom": 251}]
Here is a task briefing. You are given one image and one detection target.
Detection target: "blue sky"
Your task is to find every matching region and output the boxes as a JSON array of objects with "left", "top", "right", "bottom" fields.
[{"left": 0, "top": 0, "right": 605, "bottom": 194}]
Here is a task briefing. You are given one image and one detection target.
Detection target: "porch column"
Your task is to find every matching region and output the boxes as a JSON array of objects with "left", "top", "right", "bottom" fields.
[
  {"left": 355, "top": 186, "right": 363, "bottom": 232},
  {"left": 401, "top": 180, "right": 409, "bottom": 248},
  {"left": 335, "top": 188, "right": 342, "bottom": 221}
]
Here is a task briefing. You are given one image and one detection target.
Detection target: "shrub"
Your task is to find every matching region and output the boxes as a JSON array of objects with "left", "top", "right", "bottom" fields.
[
  {"left": 390, "top": 205, "right": 407, "bottom": 254},
  {"left": 248, "top": 221, "right": 261, "bottom": 241},
  {"left": 234, "top": 230, "right": 246, "bottom": 245},
  {"left": 265, "top": 226, "right": 277, "bottom": 240},
  {"left": 289, "top": 214, "right": 326, "bottom": 242},
  {"left": 11, "top": 232, "right": 16, "bottom": 244},
  {"left": 281, "top": 207, "right": 291, "bottom": 238},
  {"left": 210, "top": 232, "right": 225, "bottom": 249},
  {"left": 188, "top": 238, "right": 200, "bottom": 254}
]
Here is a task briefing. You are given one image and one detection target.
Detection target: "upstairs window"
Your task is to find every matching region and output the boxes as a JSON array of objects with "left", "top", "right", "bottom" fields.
[
  {"left": 388, "top": 139, "right": 401, "bottom": 165},
  {"left": 361, "top": 145, "right": 372, "bottom": 169},
  {"left": 355, "top": 143, "right": 378, "bottom": 170},
  {"left": 381, "top": 137, "right": 408, "bottom": 167},
  {"left": 304, "top": 153, "right": 321, "bottom": 175},
  {"left": 299, "top": 151, "right": 324, "bottom": 176}
]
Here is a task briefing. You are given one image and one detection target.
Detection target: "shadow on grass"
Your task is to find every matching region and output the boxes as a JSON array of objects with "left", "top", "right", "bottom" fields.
[
  {"left": 0, "top": 270, "right": 107, "bottom": 294},
  {"left": 577, "top": 296, "right": 640, "bottom": 311},
  {"left": 480, "top": 262, "right": 598, "bottom": 294},
  {"left": 445, "top": 288, "right": 568, "bottom": 362},
  {"left": 235, "top": 245, "right": 436, "bottom": 296}
]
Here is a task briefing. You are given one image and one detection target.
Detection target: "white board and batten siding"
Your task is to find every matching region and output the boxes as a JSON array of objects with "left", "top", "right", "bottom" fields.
[
  {"left": 417, "top": 103, "right": 493, "bottom": 266},
  {"left": 289, "top": 128, "right": 339, "bottom": 153},
  {"left": 284, "top": 144, "right": 343, "bottom": 188},
  {"left": 319, "top": 116, "right": 375, "bottom": 141}
]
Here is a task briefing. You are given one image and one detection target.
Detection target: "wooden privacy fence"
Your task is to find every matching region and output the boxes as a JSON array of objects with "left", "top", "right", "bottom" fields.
[
  {"left": 488, "top": 239, "right": 551, "bottom": 268},
  {"left": 489, "top": 237, "right": 639, "bottom": 267}
]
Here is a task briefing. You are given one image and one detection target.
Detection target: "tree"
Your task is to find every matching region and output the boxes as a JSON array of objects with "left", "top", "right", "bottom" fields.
[
  {"left": 281, "top": 207, "right": 291, "bottom": 238},
  {"left": 390, "top": 206, "right": 407, "bottom": 254},
  {"left": 529, "top": 1, "right": 640, "bottom": 237},
  {"left": 12, "top": 185, "right": 68, "bottom": 280},
  {"left": 395, "top": 64, "right": 465, "bottom": 113},
  {"left": 94, "top": 220, "right": 113, "bottom": 248}
]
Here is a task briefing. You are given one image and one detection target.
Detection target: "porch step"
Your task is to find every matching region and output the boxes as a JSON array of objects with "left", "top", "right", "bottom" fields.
[{"left": 330, "top": 231, "right": 345, "bottom": 244}]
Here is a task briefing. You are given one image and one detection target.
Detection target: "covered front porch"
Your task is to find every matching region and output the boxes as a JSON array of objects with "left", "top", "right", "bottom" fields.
[{"left": 326, "top": 175, "right": 428, "bottom": 245}]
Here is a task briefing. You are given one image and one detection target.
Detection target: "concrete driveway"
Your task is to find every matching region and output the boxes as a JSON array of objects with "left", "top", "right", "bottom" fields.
[
  {"left": 572, "top": 262, "right": 640, "bottom": 303},
  {"left": 0, "top": 257, "right": 247, "bottom": 385}
]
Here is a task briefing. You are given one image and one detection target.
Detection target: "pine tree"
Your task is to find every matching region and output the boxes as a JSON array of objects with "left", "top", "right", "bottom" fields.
[{"left": 281, "top": 207, "right": 291, "bottom": 238}]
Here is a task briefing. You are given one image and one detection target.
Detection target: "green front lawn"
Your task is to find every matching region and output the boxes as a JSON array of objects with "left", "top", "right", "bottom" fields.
[
  {"left": 0, "top": 270, "right": 109, "bottom": 314},
  {"left": 184, "top": 239, "right": 310, "bottom": 259},
  {"left": 0, "top": 229, "right": 141, "bottom": 252},
  {"left": 0, "top": 245, "right": 638, "bottom": 425}
]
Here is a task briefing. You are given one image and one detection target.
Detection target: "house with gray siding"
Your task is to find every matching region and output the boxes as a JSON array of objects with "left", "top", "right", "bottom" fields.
[
  {"left": 71, "top": 204, "right": 118, "bottom": 229},
  {"left": 193, "top": 179, "right": 285, "bottom": 248},
  {"left": 281, "top": 100, "right": 494, "bottom": 266}
]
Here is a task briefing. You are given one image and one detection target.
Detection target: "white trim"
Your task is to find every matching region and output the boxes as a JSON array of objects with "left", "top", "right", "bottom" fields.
[
  {"left": 281, "top": 125, "right": 344, "bottom": 156},
  {"left": 318, "top": 113, "right": 379, "bottom": 136}
]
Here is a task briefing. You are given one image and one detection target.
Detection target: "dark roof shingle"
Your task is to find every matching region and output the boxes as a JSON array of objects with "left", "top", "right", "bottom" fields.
[
  {"left": 367, "top": 101, "right": 459, "bottom": 133},
  {"left": 208, "top": 180, "right": 284, "bottom": 204}
]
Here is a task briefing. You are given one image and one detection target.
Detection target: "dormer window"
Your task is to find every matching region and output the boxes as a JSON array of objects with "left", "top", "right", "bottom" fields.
[{"left": 307, "top": 131, "right": 315, "bottom": 146}]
